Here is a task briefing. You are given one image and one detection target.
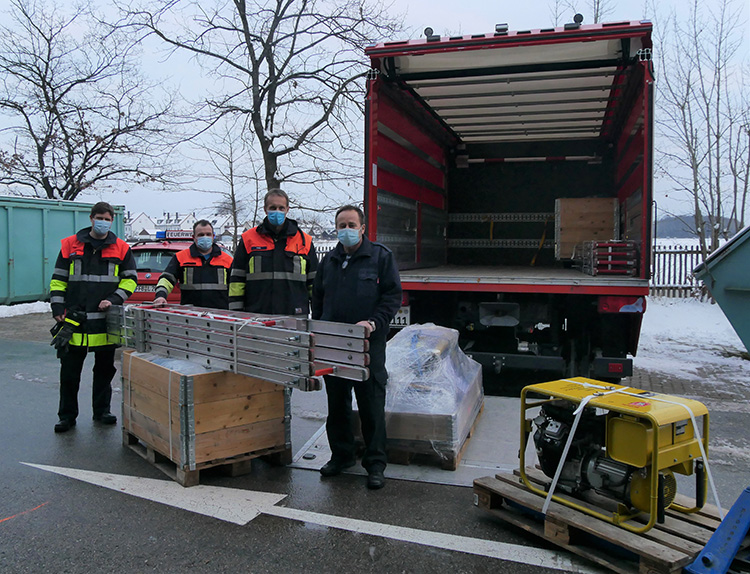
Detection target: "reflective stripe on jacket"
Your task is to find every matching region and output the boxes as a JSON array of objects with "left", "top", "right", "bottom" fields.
[
  {"left": 155, "top": 244, "right": 233, "bottom": 309},
  {"left": 228, "top": 218, "right": 317, "bottom": 315},
  {"left": 49, "top": 227, "right": 137, "bottom": 348}
]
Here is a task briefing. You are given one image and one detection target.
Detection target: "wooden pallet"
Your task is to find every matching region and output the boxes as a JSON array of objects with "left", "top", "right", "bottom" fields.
[
  {"left": 473, "top": 468, "right": 724, "bottom": 574},
  {"left": 124, "top": 428, "right": 292, "bottom": 486},
  {"left": 384, "top": 403, "right": 484, "bottom": 470}
]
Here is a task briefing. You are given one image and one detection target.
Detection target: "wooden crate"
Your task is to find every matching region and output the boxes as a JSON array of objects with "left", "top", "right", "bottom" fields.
[
  {"left": 555, "top": 197, "right": 619, "bottom": 259},
  {"left": 121, "top": 351, "right": 291, "bottom": 486},
  {"left": 473, "top": 468, "right": 724, "bottom": 574}
]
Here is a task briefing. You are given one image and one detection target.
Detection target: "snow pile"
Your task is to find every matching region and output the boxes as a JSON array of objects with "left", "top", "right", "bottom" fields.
[
  {"left": 0, "top": 301, "right": 50, "bottom": 318},
  {"left": 637, "top": 298, "right": 749, "bottom": 387}
]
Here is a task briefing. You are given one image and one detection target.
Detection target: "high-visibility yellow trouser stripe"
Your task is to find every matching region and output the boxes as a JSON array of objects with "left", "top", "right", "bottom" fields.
[{"left": 70, "top": 332, "right": 111, "bottom": 347}]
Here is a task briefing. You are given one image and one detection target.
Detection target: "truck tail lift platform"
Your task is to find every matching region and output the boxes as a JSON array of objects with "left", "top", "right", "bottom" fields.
[{"left": 108, "top": 304, "right": 371, "bottom": 391}]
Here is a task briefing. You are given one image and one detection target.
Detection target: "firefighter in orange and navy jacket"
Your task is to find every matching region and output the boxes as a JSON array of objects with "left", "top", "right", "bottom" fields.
[
  {"left": 229, "top": 189, "right": 317, "bottom": 316},
  {"left": 153, "top": 220, "right": 233, "bottom": 309},
  {"left": 49, "top": 202, "right": 137, "bottom": 433}
]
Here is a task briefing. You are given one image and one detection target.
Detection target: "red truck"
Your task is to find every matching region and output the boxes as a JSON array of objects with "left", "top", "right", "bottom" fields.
[{"left": 365, "top": 18, "right": 654, "bottom": 380}]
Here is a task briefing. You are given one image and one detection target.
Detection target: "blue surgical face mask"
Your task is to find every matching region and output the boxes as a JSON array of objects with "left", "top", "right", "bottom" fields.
[
  {"left": 338, "top": 228, "right": 361, "bottom": 248},
  {"left": 268, "top": 211, "right": 286, "bottom": 226},
  {"left": 196, "top": 236, "right": 213, "bottom": 251},
  {"left": 92, "top": 219, "right": 112, "bottom": 236}
]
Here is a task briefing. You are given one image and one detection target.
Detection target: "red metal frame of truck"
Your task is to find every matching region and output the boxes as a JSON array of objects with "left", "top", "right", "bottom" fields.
[{"left": 365, "top": 19, "right": 654, "bottom": 380}]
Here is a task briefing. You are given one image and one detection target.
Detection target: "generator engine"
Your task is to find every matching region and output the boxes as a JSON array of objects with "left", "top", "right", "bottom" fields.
[
  {"left": 520, "top": 378, "right": 709, "bottom": 533},
  {"left": 532, "top": 399, "right": 675, "bottom": 513}
]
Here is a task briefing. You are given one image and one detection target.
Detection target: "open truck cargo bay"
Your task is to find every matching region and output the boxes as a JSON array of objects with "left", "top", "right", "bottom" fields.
[{"left": 365, "top": 20, "right": 654, "bottom": 379}]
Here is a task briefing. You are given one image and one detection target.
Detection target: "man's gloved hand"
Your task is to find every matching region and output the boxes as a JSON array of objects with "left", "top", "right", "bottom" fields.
[{"left": 50, "top": 311, "right": 86, "bottom": 353}]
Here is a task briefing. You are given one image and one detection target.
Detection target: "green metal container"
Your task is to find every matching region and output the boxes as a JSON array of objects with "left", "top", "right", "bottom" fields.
[
  {"left": 693, "top": 225, "right": 750, "bottom": 353},
  {"left": 0, "top": 196, "right": 125, "bottom": 305}
]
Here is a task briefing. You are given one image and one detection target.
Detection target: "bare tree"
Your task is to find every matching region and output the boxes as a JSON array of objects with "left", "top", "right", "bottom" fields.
[
  {"left": 190, "top": 118, "right": 263, "bottom": 252},
  {"left": 651, "top": 0, "right": 748, "bottom": 259},
  {"left": 549, "top": 0, "right": 568, "bottom": 26},
  {"left": 556, "top": 0, "right": 617, "bottom": 24},
  {"left": 0, "top": 0, "right": 179, "bottom": 200},
  {"left": 115, "top": 0, "right": 402, "bottom": 212},
  {"left": 725, "top": 74, "right": 749, "bottom": 232}
]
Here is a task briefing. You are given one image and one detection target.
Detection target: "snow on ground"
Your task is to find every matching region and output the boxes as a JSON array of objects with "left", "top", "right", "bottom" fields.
[
  {"left": 0, "top": 301, "right": 50, "bottom": 318},
  {"left": 637, "top": 297, "right": 750, "bottom": 387}
]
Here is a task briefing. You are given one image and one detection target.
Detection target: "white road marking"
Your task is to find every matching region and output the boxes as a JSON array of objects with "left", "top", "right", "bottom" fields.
[
  {"left": 266, "top": 505, "right": 595, "bottom": 571},
  {"left": 22, "top": 463, "right": 285, "bottom": 525},
  {"left": 23, "top": 462, "right": 600, "bottom": 573}
]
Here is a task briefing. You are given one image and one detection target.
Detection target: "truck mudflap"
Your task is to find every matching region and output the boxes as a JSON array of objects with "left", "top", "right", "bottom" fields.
[
  {"left": 467, "top": 352, "right": 566, "bottom": 375},
  {"left": 592, "top": 356, "right": 633, "bottom": 378}
]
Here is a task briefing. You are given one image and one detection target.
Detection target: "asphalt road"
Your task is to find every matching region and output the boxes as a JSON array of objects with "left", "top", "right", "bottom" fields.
[{"left": 1, "top": 313, "right": 747, "bottom": 574}]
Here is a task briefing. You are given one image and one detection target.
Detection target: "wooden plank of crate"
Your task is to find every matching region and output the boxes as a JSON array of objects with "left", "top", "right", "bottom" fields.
[
  {"left": 484, "top": 474, "right": 692, "bottom": 571},
  {"left": 473, "top": 477, "right": 640, "bottom": 574},
  {"left": 123, "top": 405, "right": 182, "bottom": 464},
  {"left": 193, "top": 391, "right": 284, "bottom": 434},
  {"left": 193, "top": 418, "right": 286, "bottom": 464},
  {"left": 556, "top": 197, "right": 617, "bottom": 217},
  {"left": 191, "top": 371, "right": 280, "bottom": 403},
  {"left": 124, "top": 380, "right": 179, "bottom": 431},
  {"left": 122, "top": 353, "right": 183, "bottom": 401}
]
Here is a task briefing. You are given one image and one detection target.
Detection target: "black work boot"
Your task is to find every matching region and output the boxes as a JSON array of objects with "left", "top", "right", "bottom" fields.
[
  {"left": 54, "top": 419, "right": 76, "bottom": 433},
  {"left": 319, "top": 458, "right": 356, "bottom": 477},
  {"left": 93, "top": 412, "right": 117, "bottom": 425},
  {"left": 366, "top": 467, "right": 385, "bottom": 490}
]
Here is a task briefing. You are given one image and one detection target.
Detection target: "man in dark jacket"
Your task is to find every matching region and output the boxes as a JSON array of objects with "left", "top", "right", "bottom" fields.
[
  {"left": 312, "top": 205, "right": 402, "bottom": 489},
  {"left": 49, "top": 202, "right": 137, "bottom": 433},
  {"left": 229, "top": 189, "right": 317, "bottom": 316},
  {"left": 153, "top": 220, "right": 233, "bottom": 309}
]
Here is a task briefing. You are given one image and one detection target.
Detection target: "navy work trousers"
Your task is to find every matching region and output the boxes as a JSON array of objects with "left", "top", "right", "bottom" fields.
[
  {"left": 58, "top": 346, "right": 117, "bottom": 422},
  {"left": 324, "top": 374, "right": 387, "bottom": 471}
]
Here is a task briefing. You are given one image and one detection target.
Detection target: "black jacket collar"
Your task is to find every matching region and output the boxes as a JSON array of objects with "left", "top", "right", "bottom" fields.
[
  {"left": 77, "top": 227, "right": 117, "bottom": 245},
  {"left": 330, "top": 235, "right": 372, "bottom": 262},
  {"left": 189, "top": 243, "right": 222, "bottom": 258},
  {"left": 259, "top": 217, "right": 300, "bottom": 238}
]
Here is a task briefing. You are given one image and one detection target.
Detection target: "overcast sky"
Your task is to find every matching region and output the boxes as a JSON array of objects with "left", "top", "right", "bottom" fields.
[{"left": 65, "top": 0, "right": 747, "bottom": 221}]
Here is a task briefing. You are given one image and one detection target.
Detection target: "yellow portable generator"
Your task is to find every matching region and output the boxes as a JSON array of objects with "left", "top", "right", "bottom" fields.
[{"left": 520, "top": 377, "right": 709, "bottom": 533}]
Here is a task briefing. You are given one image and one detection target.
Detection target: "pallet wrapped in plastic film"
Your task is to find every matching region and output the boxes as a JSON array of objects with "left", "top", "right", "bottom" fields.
[{"left": 354, "top": 324, "right": 484, "bottom": 470}]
